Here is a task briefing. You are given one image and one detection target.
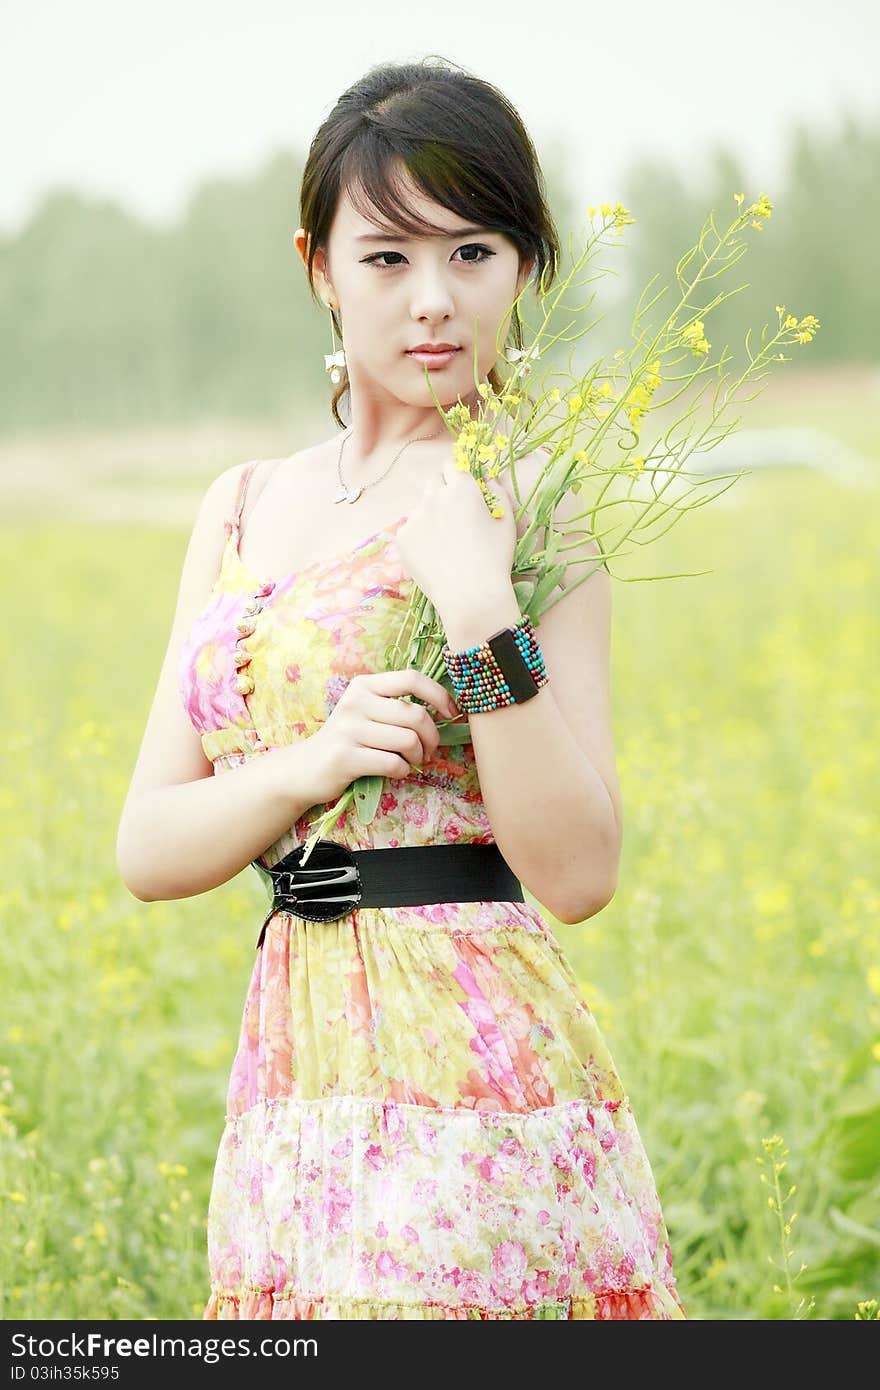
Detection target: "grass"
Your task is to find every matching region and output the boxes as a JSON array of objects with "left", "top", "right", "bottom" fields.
[{"left": 1, "top": 388, "right": 878, "bottom": 1320}]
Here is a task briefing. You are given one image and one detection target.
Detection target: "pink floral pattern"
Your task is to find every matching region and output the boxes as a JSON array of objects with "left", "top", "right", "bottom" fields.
[{"left": 177, "top": 460, "right": 687, "bottom": 1320}]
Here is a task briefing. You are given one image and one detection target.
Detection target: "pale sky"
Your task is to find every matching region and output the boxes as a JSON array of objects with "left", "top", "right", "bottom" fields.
[{"left": 3, "top": 0, "right": 878, "bottom": 236}]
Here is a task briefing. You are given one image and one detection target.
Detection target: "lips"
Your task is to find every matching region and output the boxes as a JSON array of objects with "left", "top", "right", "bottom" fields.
[{"left": 406, "top": 346, "right": 461, "bottom": 369}]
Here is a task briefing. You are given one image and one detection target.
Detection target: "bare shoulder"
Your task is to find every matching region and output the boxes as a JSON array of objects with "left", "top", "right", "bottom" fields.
[
  {"left": 235, "top": 445, "right": 322, "bottom": 528},
  {"left": 196, "top": 459, "right": 249, "bottom": 534},
  {"left": 236, "top": 451, "right": 307, "bottom": 517}
]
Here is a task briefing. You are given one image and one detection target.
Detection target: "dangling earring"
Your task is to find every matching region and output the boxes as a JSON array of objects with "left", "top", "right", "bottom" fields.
[
  {"left": 323, "top": 301, "right": 346, "bottom": 385},
  {"left": 501, "top": 300, "right": 540, "bottom": 373},
  {"left": 503, "top": 342, "right": 541, "bottom": 373}
]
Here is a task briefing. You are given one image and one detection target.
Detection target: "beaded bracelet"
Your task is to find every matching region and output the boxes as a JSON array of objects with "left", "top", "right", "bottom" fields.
[{"left": 441, "top": 614, "right": 549, "bottom": 714}]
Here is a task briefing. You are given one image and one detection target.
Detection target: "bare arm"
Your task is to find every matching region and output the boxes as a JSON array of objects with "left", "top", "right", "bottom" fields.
[
  {"left": 117, "top": 744, "right": 321, "bottom": 902},
  {"left": 116, "top": 462, "right": 323, "bottom": 902}
]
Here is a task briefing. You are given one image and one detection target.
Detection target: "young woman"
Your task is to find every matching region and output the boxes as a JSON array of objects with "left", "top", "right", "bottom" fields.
[{"left": 117, "top": 56, "right": 688, "bottom": 1321}]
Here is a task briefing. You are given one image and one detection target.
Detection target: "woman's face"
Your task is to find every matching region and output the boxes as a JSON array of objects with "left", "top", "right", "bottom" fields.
[{"left": 301, "top": 171, "right": 534, "bottom": 409}]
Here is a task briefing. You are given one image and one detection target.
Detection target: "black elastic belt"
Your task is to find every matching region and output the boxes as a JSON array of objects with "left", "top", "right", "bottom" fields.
[{"left": 255, "top": 838, "right": 523, "bottom": 949}]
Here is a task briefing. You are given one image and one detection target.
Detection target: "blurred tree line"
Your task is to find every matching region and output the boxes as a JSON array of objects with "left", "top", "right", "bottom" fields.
[{"left": 0, "top": 110, "right": 875, "bottom": 435}]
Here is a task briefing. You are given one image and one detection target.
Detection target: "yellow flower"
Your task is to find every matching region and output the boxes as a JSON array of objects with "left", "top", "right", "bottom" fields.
[
  {"left": 6, "top": 1191, "right": 27, "bottom": 1203},
  {"left": 681, "top": 318, "right": 710, "bottom": 355},
  {"left": 754, "top": 883, "right": 792, "bottom": 916},
  {"left": 748, "top": 194, "right": 773, "bottom": 221},
  {"left": 793, "top": 314, "right": 819, "bottom": 344},
  {"left": 157, "top": 1161, "right": 188, "bottom": 1178},
  {"left": 446, "top": 402, "right": 471, "bottom": 427},
  {"left": 494, "top": 432, "right": 510, "bottom": 449},
  {"left": 548, "top": 387, "right": 561, "bottom": 403},
  {"left": 568, "top": 393, "right": 583, "bottom": 414},
  {"left": 867, "top": 966, "right": 880, "bottom": 996}
]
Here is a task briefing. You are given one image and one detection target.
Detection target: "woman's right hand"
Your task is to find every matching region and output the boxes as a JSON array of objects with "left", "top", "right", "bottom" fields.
[{"left": 295, "top": 668, "right": 461, "bottom": 806}]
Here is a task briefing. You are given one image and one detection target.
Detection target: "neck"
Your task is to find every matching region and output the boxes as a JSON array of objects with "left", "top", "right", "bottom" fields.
[{"left": 342, "top": 382, "right": 484, "bottom": 458}]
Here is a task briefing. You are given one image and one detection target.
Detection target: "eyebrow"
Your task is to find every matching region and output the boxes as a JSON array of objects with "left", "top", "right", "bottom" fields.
[{"left": 354, "top": 225, "right": 493, "bottom": 243}]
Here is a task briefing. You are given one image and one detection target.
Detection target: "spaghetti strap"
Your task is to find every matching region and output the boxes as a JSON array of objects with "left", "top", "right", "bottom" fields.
[
  {"left": 229, "top": 460, "right": 260, "bottom": 540},
  {"left": 230, "top": 456, "right": 288, "bottom": 549}
]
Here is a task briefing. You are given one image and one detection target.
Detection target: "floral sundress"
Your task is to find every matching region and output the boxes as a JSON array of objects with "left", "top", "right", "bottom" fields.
[{"left": 177, "top": 457, "right": 688, "bottom": 1320}]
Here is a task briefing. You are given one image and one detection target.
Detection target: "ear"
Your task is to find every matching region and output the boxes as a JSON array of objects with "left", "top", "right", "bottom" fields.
[
  {"left": 295, "top": 227, "right": 333, "bottom": 305},
  {"left": 293, "top": 227, "right": 309, "bottom": 268},
  {"left": 517, "top": 255, "right": 535, "bottom": 292}
]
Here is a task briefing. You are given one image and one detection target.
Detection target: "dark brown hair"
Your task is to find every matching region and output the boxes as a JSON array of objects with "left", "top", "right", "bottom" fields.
[{"left": 299, "top": 55, "right": 562, "bottom": 428}]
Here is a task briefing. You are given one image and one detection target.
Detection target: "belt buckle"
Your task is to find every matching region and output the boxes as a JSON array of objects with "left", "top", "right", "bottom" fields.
[{"left": 272, "top": 838, "right": 362, "bottom": 922}]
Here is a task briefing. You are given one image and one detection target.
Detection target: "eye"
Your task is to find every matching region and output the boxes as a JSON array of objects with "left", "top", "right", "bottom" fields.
[{"left": 362, "top": 243, "right": 496, "bottom": 270}]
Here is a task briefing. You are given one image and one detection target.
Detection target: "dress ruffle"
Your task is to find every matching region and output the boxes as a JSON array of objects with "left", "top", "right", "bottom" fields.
[
  {"left": 200, "top": 1084, "right": 686, "bottom": 1320},
  {"left": 204, "top": 1283, "right": 687, "bottom": 1319}
]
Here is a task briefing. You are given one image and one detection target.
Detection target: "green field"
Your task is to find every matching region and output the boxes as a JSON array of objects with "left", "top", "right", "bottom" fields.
[{"left": 1, "top": 382, "right": 878, "bottom": 1320}]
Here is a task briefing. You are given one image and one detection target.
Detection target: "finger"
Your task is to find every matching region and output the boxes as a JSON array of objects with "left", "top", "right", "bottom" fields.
[
  {"left": 366, "top": 720, "right": 426, "bottom": 766},
  {"left": 361, "top": 691, "right": 423, "bottom": 726},
  {"left": 363, "top": 692, "right": 445, "bottom": 750},
  {"left": 372, "top": 669, "right": 459, "bottom": 717}
]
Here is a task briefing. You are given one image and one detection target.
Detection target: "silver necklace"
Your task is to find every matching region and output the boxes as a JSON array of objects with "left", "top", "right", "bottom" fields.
[{"left": 333, "top": 425, "right": 448, "bottom": 505}]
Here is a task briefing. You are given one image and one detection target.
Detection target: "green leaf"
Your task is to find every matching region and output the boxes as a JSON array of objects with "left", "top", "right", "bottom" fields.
[
  {"left": 532, "top": 563, "right": 568, "bottom": 608},
  {"left": 437, "top": 721, "right": 472, "bottom": 746},
  {"left": 512, "top": 579, "right": 536, "bottom": 610},
  {"left": 827, "top": 1102, "right": 880, "bottom": 1183},
  {"left": 829, "top": 1205, "right": 880, "bottom": 1250},
  {"left": 514, "top": 530, "right": 539, "bottom": 566},
  {"left": 353, "top": 775, "right": 384, "bottom": 824}
]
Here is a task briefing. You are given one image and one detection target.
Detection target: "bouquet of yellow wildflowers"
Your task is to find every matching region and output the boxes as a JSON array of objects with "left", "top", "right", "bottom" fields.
[{"left": 298, "top": 191, "right": 819, "bottom": 864}]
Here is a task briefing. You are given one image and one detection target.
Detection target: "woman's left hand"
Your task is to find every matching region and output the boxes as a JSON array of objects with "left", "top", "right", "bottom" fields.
[{"left": 396, "top": 452, "right": 517, "bottom": 617}]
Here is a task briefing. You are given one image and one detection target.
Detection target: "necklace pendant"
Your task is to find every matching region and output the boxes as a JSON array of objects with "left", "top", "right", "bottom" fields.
[{"left": 332, "top": 485, "right": 362, "bottom": 505}]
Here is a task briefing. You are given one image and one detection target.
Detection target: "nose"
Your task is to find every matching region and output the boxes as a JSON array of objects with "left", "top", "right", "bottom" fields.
[{"left": 409, "top": 274, "right": 456, "bottom": 324}]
